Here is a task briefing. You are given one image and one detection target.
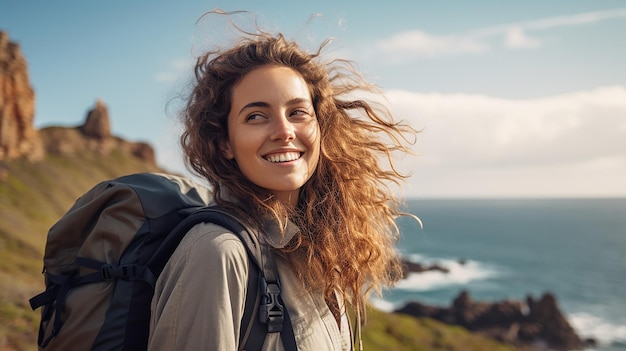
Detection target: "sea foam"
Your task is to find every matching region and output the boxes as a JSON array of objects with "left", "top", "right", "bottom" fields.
[
  {"left": 395, "top": 254, "right": 501, "bottom": 292},
  {"left": 569, "top": 312, "right": 626, "bottom": 347}
]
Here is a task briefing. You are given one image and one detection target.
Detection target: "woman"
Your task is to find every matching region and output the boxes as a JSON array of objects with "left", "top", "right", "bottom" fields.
[{"left": 149, "top": 27, "right": 416, "bottom": 350}]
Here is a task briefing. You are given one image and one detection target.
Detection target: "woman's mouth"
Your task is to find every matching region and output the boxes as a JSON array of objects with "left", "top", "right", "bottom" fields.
[{"left": 264, "top": 152, "right": 302, "bottom": 163}]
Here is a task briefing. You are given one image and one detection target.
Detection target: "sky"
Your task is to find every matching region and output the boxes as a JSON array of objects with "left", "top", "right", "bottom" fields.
[{"left": 1, "top": 0, "right": 625, "bottom": 198}]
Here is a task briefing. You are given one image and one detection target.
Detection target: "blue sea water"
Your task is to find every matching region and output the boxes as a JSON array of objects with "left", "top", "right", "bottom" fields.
[{"left": 378, "top": 198, "right": 626, "bottom": 351}]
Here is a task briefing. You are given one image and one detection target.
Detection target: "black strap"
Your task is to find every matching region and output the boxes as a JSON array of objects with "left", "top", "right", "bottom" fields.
[
  {"left": 258, "top": 243, "right": 297, "bottom": 350},
  {"left": 227, "top": 212, "right": 296, "bottom": 350},
  {"left": 259, "top": 243, "right": 283, "bottom": 331},
  {"left": 37, "top": 273, "right": 75, "bottom": 347},
  {"left": 167, "top": 207, "right": 276, "bottom": 350},
  {"left": 239, "top": 254, "right": 261, "bottom": 351},
  {"left": 242, "top": 293, "right": 296, "bottom": 351},
  {"left": 280, "top": 300, "right": 297, "bottom": 351},
  {"left": 31, "top": 270, "right": 112, "bottom": 348},
  {"left": 74, "top": 256, "right": 157, "bottom": 288}
]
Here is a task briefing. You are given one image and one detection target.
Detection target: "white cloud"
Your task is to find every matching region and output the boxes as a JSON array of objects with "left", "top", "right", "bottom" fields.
[
  {"left": 504, "top": 26, "right": 541, "bottom": 49},
  {"left": 384, "top": 85, "right": 626, "bottom": 197},
  {"left": 519, "top": 7, "right": 626, "bottom": 30},
  {"left": 376, "top": 30, "right": 488, "bottom": 60},
  {"left": 374, "top": 7, "right": 626, "bottom": 60},
  {"left": 154, "top": 57, "right": 193, "bottom": 83}
]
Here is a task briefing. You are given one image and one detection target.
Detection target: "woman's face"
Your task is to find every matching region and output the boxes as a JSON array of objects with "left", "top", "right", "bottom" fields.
[{"left": 224, "top": 65, "right": 321, "bottom": 207}]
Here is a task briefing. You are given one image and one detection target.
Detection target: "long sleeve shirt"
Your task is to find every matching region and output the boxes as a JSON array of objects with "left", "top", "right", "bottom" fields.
[{"left": 148, "top": 221, "right": 353, "bottom": 350}]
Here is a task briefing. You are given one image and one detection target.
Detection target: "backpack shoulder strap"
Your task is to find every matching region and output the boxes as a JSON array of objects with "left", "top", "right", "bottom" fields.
[
  {"left": 150, "top": 206, "right": 297, "bottom": 350},
  {"left": 146, "top": 206, "right": 261, "bottom": 276}
]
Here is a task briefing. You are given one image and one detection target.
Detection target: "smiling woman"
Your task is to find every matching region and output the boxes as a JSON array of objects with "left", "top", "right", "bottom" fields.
[
  {"left": 223, "top": 65, "right": 321, "bottom": 207},
  {"left": 148, "top": 12, "right": 417, "bottom": 351}
]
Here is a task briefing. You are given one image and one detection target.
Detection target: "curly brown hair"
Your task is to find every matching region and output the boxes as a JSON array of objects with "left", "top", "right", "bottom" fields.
[{"left": 180, "top": 31, "right": 416, "bottom": 318}]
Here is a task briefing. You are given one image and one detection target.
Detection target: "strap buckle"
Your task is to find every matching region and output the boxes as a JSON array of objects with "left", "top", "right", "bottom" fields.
[
  {"left": 100, "top": 264, "right": 137, "bottom": 280},
  {"left": 259, "top": 277, "right": 284, "bottom": 332}
]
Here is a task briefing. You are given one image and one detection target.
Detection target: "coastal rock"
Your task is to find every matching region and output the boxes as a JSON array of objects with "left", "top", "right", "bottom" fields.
[
  {"left": 396, "top": 290, "right": 591, "bottom": 351},
  {"left": 401, "top": 259, "right": 450, "bottom": 277},
  {"left": 524, "top": 293, "right": 587, "bottom": 350},
  {"left": 0, "top": 31, "right": 43, "bottom": 161}
]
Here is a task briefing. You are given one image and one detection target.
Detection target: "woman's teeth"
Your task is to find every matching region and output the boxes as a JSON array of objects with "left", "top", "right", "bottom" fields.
[{"left": 265, "top": 152, "right": 301, "bottom": 163}]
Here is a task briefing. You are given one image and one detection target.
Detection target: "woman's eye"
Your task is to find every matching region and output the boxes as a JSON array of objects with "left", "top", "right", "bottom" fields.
[
  {"left": 246, "top": 113, "right": 265, "bottom": 122},
  {"left": 291, "top": 109, "right": 312, "bottom": 118}
]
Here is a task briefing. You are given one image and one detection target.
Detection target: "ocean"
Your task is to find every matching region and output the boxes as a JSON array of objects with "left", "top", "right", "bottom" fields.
[{"left": 377, "top": 198, "right": 626, "bottom": 351}]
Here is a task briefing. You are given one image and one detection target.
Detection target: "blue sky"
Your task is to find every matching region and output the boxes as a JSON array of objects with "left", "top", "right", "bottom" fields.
[{"left": 2, "top": 0, "right": 625, "bottom": 198}]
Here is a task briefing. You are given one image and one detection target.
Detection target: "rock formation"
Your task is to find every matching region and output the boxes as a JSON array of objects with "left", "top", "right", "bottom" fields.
[
  {"left": 80, "top": 99, "right": 111, "bottom": 139},
  {"left": 39, "top": 99, "right": 157, "bottom": 166},
  {"left": 396, "top": 290, "right": 593, "bottom": 351},
  {"left": 0, "top": 31, "right": 43, "bottom": 161},
  {"left": 0, "top": 31, "right": 156, "bottom": 167},
  {"left": 402, "top": 259, "right": 450, "bottom": 277}
]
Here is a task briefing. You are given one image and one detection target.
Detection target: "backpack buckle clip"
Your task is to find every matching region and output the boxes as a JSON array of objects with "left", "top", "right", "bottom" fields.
[
  {"left": 259, "top": 277, "right": 284, "bottom": 332},
  {"left": 101, "top": 264, "right": 138, "bottom": 281}
]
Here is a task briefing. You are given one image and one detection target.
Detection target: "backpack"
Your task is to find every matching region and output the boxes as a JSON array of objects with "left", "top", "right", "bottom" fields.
[{"left": 29, "top": 172, "right": 296, "bottom": 351}]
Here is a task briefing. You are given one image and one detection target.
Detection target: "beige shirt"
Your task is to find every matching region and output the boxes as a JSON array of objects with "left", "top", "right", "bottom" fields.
[{"left": 148, "top": 222, "right": 353, "bottom": 350}]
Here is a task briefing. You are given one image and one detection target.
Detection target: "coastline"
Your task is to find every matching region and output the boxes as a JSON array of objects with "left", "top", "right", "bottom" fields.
[{"left": 384, "top": 258, "right": 594, "bottom": 350}]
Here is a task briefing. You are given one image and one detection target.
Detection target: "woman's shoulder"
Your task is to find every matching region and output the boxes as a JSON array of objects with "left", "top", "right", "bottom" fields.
[{"left": 173, "top": 221, "right": 249, "bottom": 264}]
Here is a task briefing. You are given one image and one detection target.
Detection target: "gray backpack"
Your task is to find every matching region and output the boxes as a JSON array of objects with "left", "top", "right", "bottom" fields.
[{"left": 29, "top": 173, "right": 296, "bottom": 350}]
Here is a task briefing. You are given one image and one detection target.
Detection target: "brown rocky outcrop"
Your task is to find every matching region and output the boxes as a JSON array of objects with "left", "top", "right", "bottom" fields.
[
  {"left": 80, "top": 99, "right": 111, "bottom": 139},
  {"left": 396, "top": 290, "right": 593, "bottom": 351},
  {"left": 39, "top": 100, "right": 157, "bottom": 166},
  {"left": 0, "top": 31, "right": 43, "bottom": 161}
]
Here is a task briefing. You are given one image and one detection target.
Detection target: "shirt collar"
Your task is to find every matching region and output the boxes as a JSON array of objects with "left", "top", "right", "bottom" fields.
[
  {"left": 260, "top": 217, "right": 300, "bottom": 249},
  {"left": 214, "top": 185, "right": 300, "bottom": 249}
]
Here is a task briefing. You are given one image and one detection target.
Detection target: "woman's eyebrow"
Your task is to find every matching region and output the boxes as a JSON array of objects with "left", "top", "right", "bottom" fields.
[
  {"left": 285, "top": 97, "right": 312, "bottom": 106},
  {"left": 238, "top": 101, "right": 270, "bottom": 115},
  {"left": 238, "top": 97, "right": 312, "bottom": 115}
]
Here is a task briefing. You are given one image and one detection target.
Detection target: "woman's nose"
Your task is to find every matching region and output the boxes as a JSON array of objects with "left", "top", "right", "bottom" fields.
[{"left": 271, "top": 116, "right": 296, "bottom": 142}]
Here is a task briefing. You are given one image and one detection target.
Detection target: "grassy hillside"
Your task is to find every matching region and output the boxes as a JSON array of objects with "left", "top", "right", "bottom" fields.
[
  {"left": 361, "top": 307, "right": 521, "bottom": 351},
  {"left": 0, "top": 132, "right": 163, "bottom": 351},
  {"left": 0, "top": 132, "right": 522, "bottom": 351}
]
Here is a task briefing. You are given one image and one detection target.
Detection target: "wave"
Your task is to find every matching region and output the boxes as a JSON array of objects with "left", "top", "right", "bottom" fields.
[
  {"left": 569, "top": 312, "right": 626, "bottom": 348},
  {"left": 395, "top": 254, "right": 501, "bottom": 292},
  {"left": 369, "top": 297, "right": 398, "bottom": 313}
]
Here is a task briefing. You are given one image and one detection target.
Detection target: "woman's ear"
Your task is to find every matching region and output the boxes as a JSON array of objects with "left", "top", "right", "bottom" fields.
[{"left": 220, "top": 139, "right": 235, "bottom": 159}]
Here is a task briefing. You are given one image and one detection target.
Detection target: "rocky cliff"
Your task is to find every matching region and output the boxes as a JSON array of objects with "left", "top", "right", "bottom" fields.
[
  {"left": 0, "top": 31, "right": 155, "bottom": 167},
  {"left": 0, "top": 31, "right": 43, "bottom": 161}
]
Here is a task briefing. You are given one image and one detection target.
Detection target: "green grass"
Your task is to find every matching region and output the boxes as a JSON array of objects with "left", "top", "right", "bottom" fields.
[
  {"left": 360, "top": 306, "right": 521, "bottom": 351},
  {"left": 0, "top": 269, "right": 41, "bottom": 351}
]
